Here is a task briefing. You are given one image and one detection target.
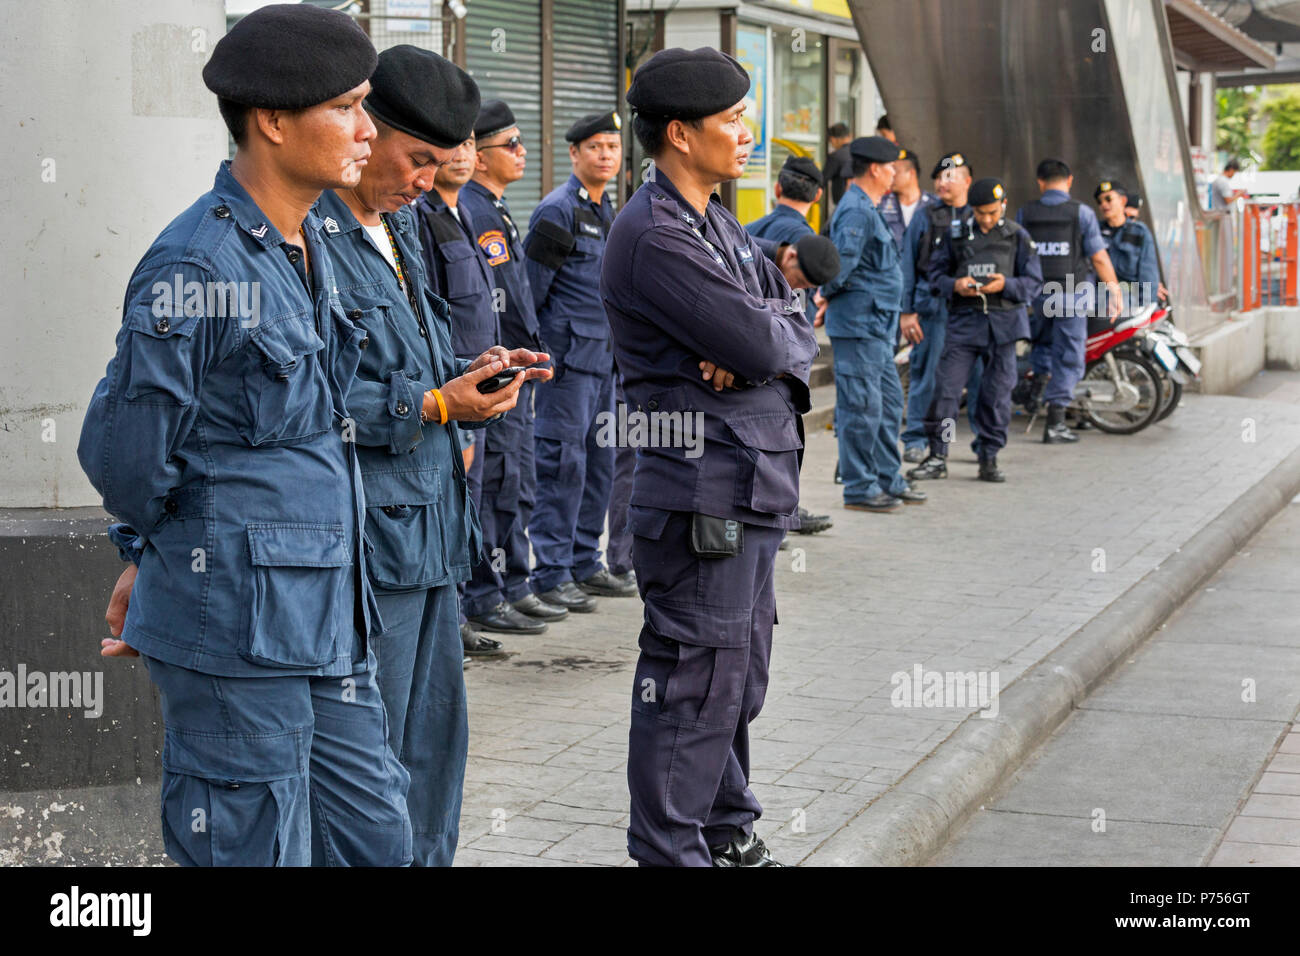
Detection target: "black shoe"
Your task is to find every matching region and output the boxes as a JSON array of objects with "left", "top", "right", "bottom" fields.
[
  {"left": 461, "top": 622, "right": 507, "bottom": 657},
  {"left": 845, "top": 492, "right": 901, "bottom": 512},
  {"left": 577, "top": 568, "right": 638, "bottom": 597},
  {"left": 895, "top": 482, "right": 927, "bottom": 504},
  {"left": 710, "top": 831, "right": 785, "bottom": 867},
  {"left": 468, "top": 602, "right": 548, "bottom": 635},
  {"left": 978, "top": 456, "right": 1006, "bottom": 483},
  {"left": 512, "top": 592, "right": 569, "bottom": 620},
  {"left": 608, "top": 569, "right": 637, "bottom": 591},
  {"left": 538, "top": 580, "right": 599, "bottom": 612},
  {"left": 794, "top": 505, "right": 833, "bottom": 534},
  {"left": 907, "top": 454, "right": 948, "bottom": 480},
  {"left": 1043, "top": 404, "right": 1079, "bottom": 444},
  {"left": 902, "top": 446, "right": 927, "bottom": 463}
]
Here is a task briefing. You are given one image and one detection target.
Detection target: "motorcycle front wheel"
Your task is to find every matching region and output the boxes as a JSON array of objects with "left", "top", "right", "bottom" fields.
[
  {"left": 1080, "top": 351, "right": 1165, "bottom": 434},
  {"left": 1157, "top": 375, "right": 1182, "bottom": 422}
]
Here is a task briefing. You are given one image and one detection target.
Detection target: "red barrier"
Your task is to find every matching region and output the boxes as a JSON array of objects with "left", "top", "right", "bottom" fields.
[{"left": 1241, "top": 202, "right": 1300, "bottom": 311}]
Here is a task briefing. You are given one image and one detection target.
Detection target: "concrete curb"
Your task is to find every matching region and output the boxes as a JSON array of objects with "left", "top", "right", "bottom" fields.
[{"left": 803, "top": 444, "right": 1300, "bottom": 867}]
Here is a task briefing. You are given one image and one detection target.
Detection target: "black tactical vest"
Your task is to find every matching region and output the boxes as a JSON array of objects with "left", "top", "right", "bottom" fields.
[
  {"left": 918, "top": 201, "right": 965, "bottom": 272},
  {"left": 951, "top": 217, "right": 1022, "bottom": 312},
  {"left": 1019, "top": 198, "right": 1087, "bottom": 284}
]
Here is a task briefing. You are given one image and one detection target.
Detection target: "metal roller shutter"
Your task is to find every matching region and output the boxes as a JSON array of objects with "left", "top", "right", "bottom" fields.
[
  {"left": 551, "top": 0, "right": 621, "bottom": 195},
  {"left": 466, "top": 0, "right": 544, "bottom": 220}
]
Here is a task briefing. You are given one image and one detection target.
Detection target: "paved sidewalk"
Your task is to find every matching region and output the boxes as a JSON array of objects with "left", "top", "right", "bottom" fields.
[
  {"left": 1210, "top": 724, "right": 1300, "bottom": 866},
  {"left": 453, "top": 391, "right": 1300, "bottom": 866}
]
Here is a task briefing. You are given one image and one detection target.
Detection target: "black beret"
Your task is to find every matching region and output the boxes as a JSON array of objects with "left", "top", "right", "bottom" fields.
[
  {"left": 1093, "top": 179, "right": 1128, "bottom": 201},
  {"left": 365, "top": 45, "right": 480, "bottom": 149},
  {"left": 931, "top": 151, "right": 971, "bottom": 179},
  {"left": 794, "top": 236, "right": 841, "bottom": 287},
  {"left": 202, "top": 3, "right": 376, "bottom": 110},
  {"left": 849, "top": 135, "right": 903, "bottom": 165},
  {"left": 780, "top": 156, "right": 822, "bottom": 187},
  {"left": 969, "top": 178, "right": 1007, "bottom": 206},
  {"left": 626, "top": 47, "right": 751, "bottom": 121},
  {"left": 474, "top": 99, "right": 517, "bottom": 140},
  {"left": 566, "top": 110, "right": 621, "bottom": 143}
]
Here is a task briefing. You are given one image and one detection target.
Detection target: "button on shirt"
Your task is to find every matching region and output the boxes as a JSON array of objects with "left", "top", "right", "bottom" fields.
[
  {"left": 744, "top": 203, "right": 814, "bottom": 247},
  {"left": 821, "top": 182, "right": 905, "bottom": 337},
  {"left": 78, "top": 161, "right": 376, "bottom": 677},
  {"left": 600, "top": 170, "right": 819, "bottom": 529},
  {"left": 315, "top": 189, "right": 480, "bottom": 591},
  {"left": 525, "top": 173, "right": 615, "bottom": 377}
]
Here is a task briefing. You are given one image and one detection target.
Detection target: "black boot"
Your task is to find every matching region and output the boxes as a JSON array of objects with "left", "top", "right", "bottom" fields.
[
  {"left": 978, "top": 456, "right": 1006, "bottom": 482},
  {"left": 1023, "top": 373, "right": 1048, "bottom": 414},
  {"left": 1043, "top": 404, "right": 1079, "bottom": 444},
  {"left": 709, "top": 830, "right": 784, "bottom": 867}
]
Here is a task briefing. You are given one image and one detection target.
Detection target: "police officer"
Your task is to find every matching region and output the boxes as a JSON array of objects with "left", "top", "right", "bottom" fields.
[
  {"left": 900, "top": 151, "right": 982, "bottom": 462},
  {"left": 316, "top": 45, "right": 550, "bottom": 865},
  {"left": 524, "top": 110, "right": 636, "bottom": 606},
  {"left": 745, "top": 156, "right": 822, "bottom": 245},
  {"left": 821, "top": 135, "right": 927, "bottom": 513},
  {"left": 878, "top": 148, "right": 934, "bottom": 250},
  {"left": 414, "top": 134, "right": 543, "bottom": 656},
  {"left": 1017, "top": 158, "right": 1122, "bottom": 443},
  {"left": 603, "top": 47, "right": 818, "bottom": 867},
  {"left": 910, "top": 178, "right": 1044, "bottom": 482},
  {"left": 83, "top": 4, "right": 411, "bottom": 866},
  {"left": 460, "top": 101, "right": 564, "bottom": 628},
  {"left": 1095, "top": 180, "right": 1164, "bottom": 311}
]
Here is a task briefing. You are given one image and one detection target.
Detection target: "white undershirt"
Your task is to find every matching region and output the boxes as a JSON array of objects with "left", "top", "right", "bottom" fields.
[
  {"left": 363, "top": 222, "right": 400, "bottom": 278},
  {"left": 448, "top": 204, "right": 461, "bottom": 223},
  {"left": 900, "top": 198, "right": 921, "bottom": 228}
]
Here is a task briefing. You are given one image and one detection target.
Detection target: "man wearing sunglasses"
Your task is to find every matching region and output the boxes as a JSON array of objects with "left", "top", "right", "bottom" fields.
[{"left": 459, "top": 102, "right": 565, "bottom": 634}]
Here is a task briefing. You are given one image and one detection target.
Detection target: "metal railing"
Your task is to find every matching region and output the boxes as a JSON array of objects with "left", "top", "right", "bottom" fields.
[{"left": 1240, "top": 200, "right": 1300, "bottom": 311}]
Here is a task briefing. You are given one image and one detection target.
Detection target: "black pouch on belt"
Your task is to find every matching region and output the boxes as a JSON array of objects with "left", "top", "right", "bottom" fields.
[{"left": 689, "top": 514, "right": 743, "bottom": 558}]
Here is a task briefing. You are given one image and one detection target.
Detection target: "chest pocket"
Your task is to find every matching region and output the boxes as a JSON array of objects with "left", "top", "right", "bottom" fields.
[{"left": 240, "top": 314, "right": 334, "bottom": 447}]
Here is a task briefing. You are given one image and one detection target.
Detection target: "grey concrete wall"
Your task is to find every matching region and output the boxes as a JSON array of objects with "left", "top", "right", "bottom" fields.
[{"left": 0, "top": 0, "right": 228, "bottom": 508}]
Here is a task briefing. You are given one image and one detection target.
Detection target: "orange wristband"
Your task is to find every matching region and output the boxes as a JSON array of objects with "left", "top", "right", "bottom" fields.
[{"left": 431, "top": 388, "right": 448, "bottom": 425}]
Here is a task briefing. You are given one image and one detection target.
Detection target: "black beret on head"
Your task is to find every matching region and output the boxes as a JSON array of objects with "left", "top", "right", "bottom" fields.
[
  {"left": 794, "top": 236, "right": 841, "bottom": 287},
  {"left": 849, "top": 135, "right": 903, "bottom": 165},
  {"left": 969, "top": 177, "right": 1007, "bottom": 206},
  {"left": 474, "top": 99, "right": 517, "bottom": 140},
  {"left": 566, "top": 110, "right": 621, "bottom": 143},
  {"left": 781, "top": 155, "right": 823, "bottom": 187},
  {"left": 365, "top": 45, "right": 480, "bottom": 148},
  {"left": 931, "top": 151, "right": 970, "bottom": 179},
  {"left": 202, "top": 3, "right": 376, "bottom": 109},
  {"left": 626, "top": 47, "right": 751, "bottom": 120},
  {"left": 1093, "top": 179, "right": 1128, "bottom": 202}
]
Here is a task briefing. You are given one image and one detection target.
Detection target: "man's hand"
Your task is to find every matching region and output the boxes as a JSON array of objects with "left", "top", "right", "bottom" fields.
[
  {"left": 436, "top": 351, "right": 553, "bottom": 422},
  {"left": 813, "top": 291, "right": 828, "bottom": 327},
  {"left": 1105, "top": 281, "right": 1123, "bottom": 323},
  {"left": 899, "top": 312, "right": 923, "bottom": 344},
  {"left": 103, "top": 564, "right": 140, "bottom": 658},
  {"left": 956, "top": 276, "right": 981, "bottom": 297},
  {"left": 462, "top": 441, "right": 475, "bottom": 471},
  {"left": 699, "top": 361, "right": 736, "bottom": 391},
  {"left": 980, "top": 273, "right": 1006, "bottom": 294},
  {"left": 1158, "top": 282, "right": 1169, "bottom": 302}
]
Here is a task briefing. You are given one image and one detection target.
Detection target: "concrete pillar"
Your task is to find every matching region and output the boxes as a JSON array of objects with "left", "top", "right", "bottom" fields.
[{"left": 1, "top": 0, "right": 228, "bottom": 508}]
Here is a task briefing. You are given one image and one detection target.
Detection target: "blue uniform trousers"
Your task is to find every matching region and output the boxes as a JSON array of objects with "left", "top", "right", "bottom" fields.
[
  {"left": 142, "top": 653, "right": 412, "bottom": 867},
  {"left": 529, "top": 369, "right": 615, "bottom": 593},
  {"left": 1030, "top": 298, "right": 1087, "bottom": 407},
  {"left": 458, "top": 429, "right": 485, "bottom": 628},
  {"left": 626, "top": 509, "right": 783, "bottom": 867},
  {"left": 830, "top": 326, "right": 908, "bottom": 503},
  {"left": 464, "top": 382, "right": 536, "bottom": 616},
  {"left": 926, "top": 336, "right": 1018, "bottom": 457},
  {"left": 371, "top": 583, "right": 467, "bottom": 866},
  {"left": 902, "top": 306, "right": 983, "bottom": 451},
  {"left": 606, "top": 381, "right": 636, "bottom": 576}
]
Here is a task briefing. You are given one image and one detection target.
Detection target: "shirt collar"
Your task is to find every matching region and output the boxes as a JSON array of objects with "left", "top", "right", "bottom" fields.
[
  {"left": 212, "top": 160, "right": 308, "bottom": 250},
  {"left": 1042, "top": 188, "right": 1070, "bottom": 203},
  {"left": 313, "top": 188, "right": 366, "bottom": 237},
  {"left": 645, "top": 167, "right": 718, "bottom": 229}
]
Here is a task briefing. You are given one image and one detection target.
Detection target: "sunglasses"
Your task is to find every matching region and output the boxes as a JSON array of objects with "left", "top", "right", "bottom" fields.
[{"left": 480, "top": 135, "right": 524, "bottom": 154}]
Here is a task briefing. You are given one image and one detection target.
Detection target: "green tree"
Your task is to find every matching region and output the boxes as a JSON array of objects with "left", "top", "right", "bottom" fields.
[
  {"left": 1261, "top": 90, "right": 1300, "bottom": 170},
  {"left": 1217, "top": 86, "right": 1258, "bottom": 160}
]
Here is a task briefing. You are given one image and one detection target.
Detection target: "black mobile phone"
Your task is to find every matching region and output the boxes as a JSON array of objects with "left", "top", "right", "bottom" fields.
[{"left": 476, "top": 366, "right": 529, "bottom": 394}]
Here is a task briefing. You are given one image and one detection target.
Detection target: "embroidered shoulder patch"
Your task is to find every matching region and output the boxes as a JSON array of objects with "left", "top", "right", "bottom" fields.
[{"left": 477, "top": 229, "right": 510, "bottom": 266}]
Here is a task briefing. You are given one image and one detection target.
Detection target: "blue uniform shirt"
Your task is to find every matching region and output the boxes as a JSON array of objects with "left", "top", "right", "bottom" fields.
[
  {"left": 600, "top": 170, "right": 819, "bottom": 529},
  {"left": 315, "top": 189, "right": 480, "bottom": 592},
  {"left": 1101, "top": 218, "right": 1160, "bottom": 307},
  {"left": 899, "top": 193, "right": 948, "bottom": 315},
  {"left": 78, "top": 162, "right": 378, "bottom": 677},
  {"left": 459, "top": 179, "right": 543, "bottom": 352},
  {"left": 525, "top": 173, "right": 615, "bottom": 377},
  {"left": 878, "top": 190, "right": 937, "bottom": 250},
  {"left": 414, "top": 189, "right": 500, "bottom": 360},
  {"left": 744, "top": 203, "right": 814, "bottom": 247},
  {"left": 821, "top": 183, "right": 905, "bottom": 337}
]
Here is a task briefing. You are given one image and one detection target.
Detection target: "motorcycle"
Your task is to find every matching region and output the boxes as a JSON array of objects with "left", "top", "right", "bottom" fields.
[{"left": 1015, "top": 302, "right": 1197, "bottom": 434}]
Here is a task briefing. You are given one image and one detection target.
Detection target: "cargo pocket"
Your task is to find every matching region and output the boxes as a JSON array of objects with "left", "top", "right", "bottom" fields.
[
  {"left": 160, "top": 724, "right": 306, "bottom": 867},
  {"left": 360, "top": 467, "right": 446, "bottom": 589},
  {"left": 240, "top": 316, "right": 334, "bottom": 447},
  {"left": 121, "top": 308, "right": 202, "bottom": 403},
  {"left": 244, "top": 522, "right": 350, "bottom": 667},
  {"left": 725, "top": 413, "right": 803, "bottom": 515}
]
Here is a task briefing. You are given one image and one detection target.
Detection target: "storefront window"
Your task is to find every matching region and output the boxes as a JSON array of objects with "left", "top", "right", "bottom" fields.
[{"left": 769, "top": 26, "right": 824, "bottom": 227}]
